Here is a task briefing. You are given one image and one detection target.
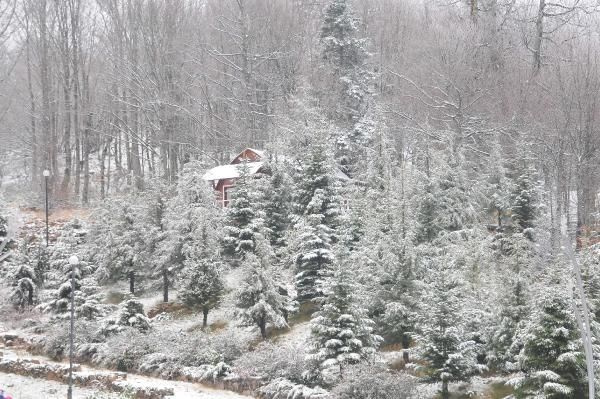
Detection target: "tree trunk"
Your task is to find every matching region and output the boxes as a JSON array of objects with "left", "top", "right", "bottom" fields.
[
  {"left": 203, "top": 307, "right": 209, "bottom": 328},
  {"left": 129, "top": 270, "right": 135, "bottom": 294},
  {"left": 259, "top": 318, "right": 267, "bottom": 339},
  {"left": 58, "top": 0, "right": 72, "bottom": 194},
  {"left": 82, "top": 113, "right": 91, "bottom": 204},
  {"left": 532, "top": 0, "right": 545, "bottom": 72},
  {"left": 25, "top": 28, "right": 37, "bottom": 186},
  {"left": 100, "top": 140, "right": 107, "bottom": 199},
  {"left": 163, "top": 268, "right": 169, "bottom": 303},
  {"left": 441, "top": 380, "right": 449, "bottom": 399}
]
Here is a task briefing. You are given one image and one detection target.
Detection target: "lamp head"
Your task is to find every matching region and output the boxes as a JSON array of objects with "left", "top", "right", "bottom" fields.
[
  {"left": 43, "top": 170, "right": 50, "bottom": 177},
  {"left": 68, "top": 255, "right": 79, "bottom": 265}
]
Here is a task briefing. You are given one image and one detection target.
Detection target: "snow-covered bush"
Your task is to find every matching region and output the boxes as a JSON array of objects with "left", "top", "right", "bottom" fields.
[
  {"left": 257, "top": 378, "right": 330, "bottom": 399},
  {"left": 234, "top": 341, "right": 307, "bottom": 382},
  {"left": 329, "top": 364, "right": 417, "bottom": 399},
  {"left": 96, "top": 329, "right": 155, "bottom": 371},
  {"left": 101, "top": 298, "right": 151, "bottom": 334},
  {"left": 9, "top": 264, "right": 37, "bottom": 309}
]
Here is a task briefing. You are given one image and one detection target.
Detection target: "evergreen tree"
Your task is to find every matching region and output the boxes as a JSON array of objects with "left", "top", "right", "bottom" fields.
[
  {"left": 294, "top": 189, "right": 335, "bottom": 303},
  {"left": 262, "top": 165, "right": 291, "bottom": 252},
  {"left": 87, "top": 196, "right": 148, "bottom": 285},
  {"left": 180, "top": 255, "right": 224, "bottom": 328},
  {"left": 486, "top": 144, "right": 513, "bottom": 230},
  {"left": 510, "top": 286, "right": 586, "bottom": 398},
  {"left": 415, "top": 179, "right": 439, "bottom": 244},
  {"left": 236, "top": 253, "right": 287, "bottom": 339},
  {"left": 9, "top": 263, "right": 37, "bottom": 309},
  {"left": 378, "top": 246, "right": 419, "bottom": 353},
  {"left": 320, "top": 0, "right": 371, "bottom": 174},
  {"left": 0, "top": 210, "right": 7, "bottom": 238},
  {"left": 157, "top": 161, "right": 220, "bottom": 302},
  {"left": 55, "top": 259, "right": 82, "bottom": 312},
  {"left": 293, "top": 141, "right": 338, "bottom": 219},
  {"left": 487, "top": 232, "right": 534, "bottom": 371},
  {"left": 222, "top": 163, "right": 263, "bottom": 264},
  {"left": 305, "top": 264, "right": 382, "bottom": 384},
  {"left": 421, "top": 260, "right": 481, "bottom": 399},
  {"left": 510, "top": 165, "right": 538, "bottom": 236}
]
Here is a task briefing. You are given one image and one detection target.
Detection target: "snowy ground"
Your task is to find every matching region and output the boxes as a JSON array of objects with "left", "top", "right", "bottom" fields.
[
  {"left": 0, "top": 372, "right": 120, "bottom": 399},
  {"left": 0, "top": 370, "right": 252, "bottom": 399},
  {"left": 0, "top": 348, "right": 252, "bottom": 399}
]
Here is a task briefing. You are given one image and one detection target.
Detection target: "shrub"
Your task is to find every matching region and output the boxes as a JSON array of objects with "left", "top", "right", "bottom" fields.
[
  {"left": 330, "top": 364, "right": 417, "bottom": 399},
  {"left": 257, "top": 378, "right": 330, "bottom": 399},
  {"left": 234, "top": 341, "right": 307, "bottom": 382}
]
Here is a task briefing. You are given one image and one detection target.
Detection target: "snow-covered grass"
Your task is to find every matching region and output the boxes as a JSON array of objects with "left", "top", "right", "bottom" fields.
[{"left": 0, "top": 372, "right": 123, "bottom": 399}]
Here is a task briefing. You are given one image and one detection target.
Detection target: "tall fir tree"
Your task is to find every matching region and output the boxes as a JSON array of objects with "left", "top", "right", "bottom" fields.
[
  {"left": 159, "top": 161, "right": 220, "bottom": 272},
  {"left": 293, "top": 141, "right": 338, "bottom": 219},
  {"left": 305, "top": 263, "right": 382, "bottom": 384},
  {"left": 510, "top": 285, "right": 587, "bottom": 398},
  {"left": 420, "top": 260, "right": 481, "bottom": 399},
  {"left": 236, "top": 252, "right": 288, "bottom": 339},
  {"left": 320, "top": 0, "right": 372, "bottom": 175},
  {"left": 294, "top": 189, "right": 336, "bottom": 304},
  {"left": 222, "top": 163, "right": 263, "bottom": 264},
  {"left": 262, "top": 165, "right": 291, "bottom": 253},
  {"left": 510, "top": 165, "right": 538, "bottom": 237},
  {"left": 180, "top": 254, "right": 224, "bottom": 328}
]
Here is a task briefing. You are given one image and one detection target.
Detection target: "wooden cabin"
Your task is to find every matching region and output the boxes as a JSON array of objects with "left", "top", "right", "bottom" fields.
[
  {"left": 203, "top": 148, "right": 266, "bottom": 207},
  {"left": 203, "top": 148, "right": 350, "bottom": 207}
]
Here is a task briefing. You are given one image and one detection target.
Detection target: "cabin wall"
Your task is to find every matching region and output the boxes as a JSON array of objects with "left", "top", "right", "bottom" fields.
[{"left": 215, "top": 178, "right": 236, "bottom": 206}]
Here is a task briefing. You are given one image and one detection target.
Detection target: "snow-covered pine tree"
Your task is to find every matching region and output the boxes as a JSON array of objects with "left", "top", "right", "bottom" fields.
[
  {"left": 262, "top": 165, "right": 291, "bottom": 253},
  {"left": 180, "top": 255, "right": 224, "bottom": 328},
  {"left": 0, "top": 209, "right": 7, "bottom": 238},
  {"left": 9, "top": 263, "right": 37, "bottom": 309},
  {"left": 55, "top": 259, "right": 82, "bottom": 312},
  {"left": 293, "top": 140, "right": 338, "bottom": 218},
  {"left": 415, "top": 178, "right": 439, "bottom": 244},
  {"left": 294, "top": 188, "right": 336, "bottom": 304},
  {"left": 510, "top": 285, "right": 586, "bottom": 398},
  {"left": 320, "top": 0, "right": 372, "bottom": 175},
  {"left": 420, "top": 259, "right": 481, "bottom": 399},
  {"left": 87, "top": 196, "right": 148, "bottom": 286},
  {"left": 156, "top": 161, "right": 220, "bottom": 302},
  {"left": 236, "top": 253, "right": 287, "bottom": 339},
  {"left": 222, "top": 162, "right": 263, "bottom": 264},
  {"left": 486, "top": 143, "right": 513, "bottom": 230},
  {"left": 140, "top": 178, "right": 172, "bottom": 279},
  {"left": 487, "top": 231, "right": 534, "bottom": 371},
  {"left": 510, "top": 164, "right": 538, "bottom": 237},
  {"left": 305, "top": 263, "right": 381, "bottom": 384}
]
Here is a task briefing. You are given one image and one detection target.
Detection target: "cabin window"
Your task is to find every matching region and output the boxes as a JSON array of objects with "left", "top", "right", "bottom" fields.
[{"left": 223, "top": 185, "right": 235, "bottom": 207}]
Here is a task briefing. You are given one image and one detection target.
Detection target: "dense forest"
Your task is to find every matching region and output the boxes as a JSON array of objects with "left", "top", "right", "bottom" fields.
[{"left": 2, "top": 0, "right": 600, "bottom": 398}]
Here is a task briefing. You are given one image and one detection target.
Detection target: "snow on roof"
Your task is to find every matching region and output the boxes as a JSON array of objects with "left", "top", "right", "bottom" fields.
[
  {"left": 244, "top": 148, "right": 265, "bottom": 158},
  {"left": 335, "top": 168, "right": 350, "bottom": 181},
  {"left": 202, "top": 162, "right": 264, "bottom": 181}
]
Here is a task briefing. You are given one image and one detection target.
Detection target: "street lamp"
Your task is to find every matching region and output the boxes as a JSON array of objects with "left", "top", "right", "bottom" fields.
[
  {"left": 42, "top": 170, "right": 50, "bottom": 246},
  {"left": 67, "top": 255, "right": 78, "bottom": 399}
]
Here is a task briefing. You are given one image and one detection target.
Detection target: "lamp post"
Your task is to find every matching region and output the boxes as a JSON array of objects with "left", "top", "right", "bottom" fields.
[
  {"left": 43, "top": 170, "right": 50, "bottom": 246},
  {"left": 67, "top": 255, "right": 78, "bottom": 399}
]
